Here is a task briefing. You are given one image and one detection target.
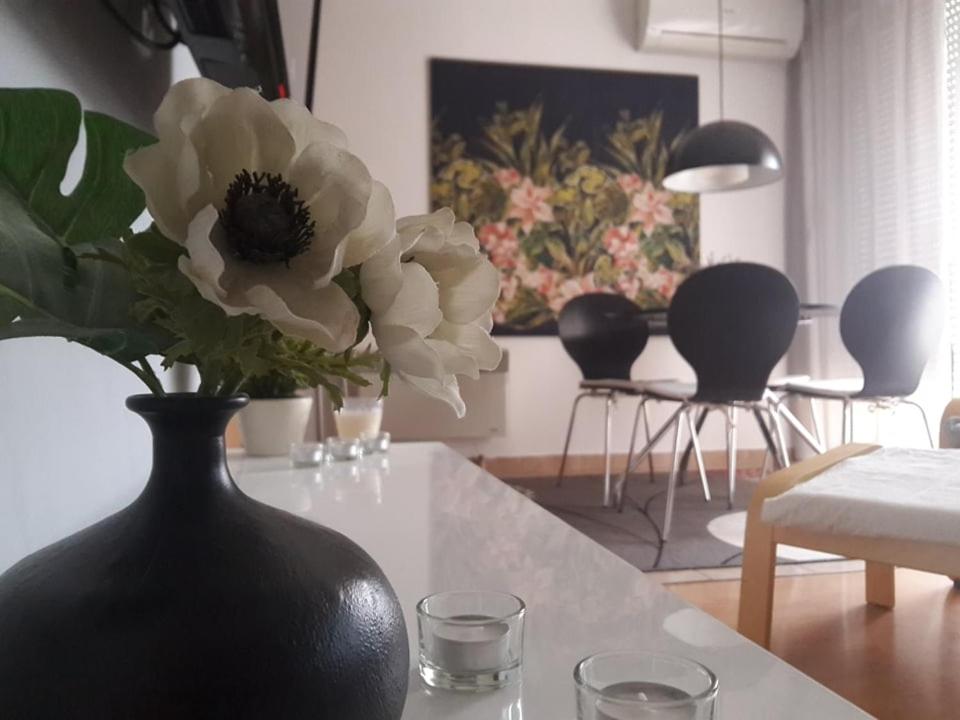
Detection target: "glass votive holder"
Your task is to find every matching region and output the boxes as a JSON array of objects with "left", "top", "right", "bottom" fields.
[
  {"left": 575, "top": 651, "right": 717, "bottom": 719},
  {"left": 323, "top": 436, "right": 361, "bottom": 462},
  {"left": 289, "top": 442, "right": 324, "bottom": 468},
  {"left": 417, "top": 591, "right": 525, "bottom": 692},
  {"left": 335, "top": 397, "right": 384, "bottom": 440},
  {"left": 361, "top": 431, "right": 391, "bottom": 455}
]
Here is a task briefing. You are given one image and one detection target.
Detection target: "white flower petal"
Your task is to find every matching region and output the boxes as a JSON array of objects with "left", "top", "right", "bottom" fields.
[
  {"left": 188, "top": 88, "right": 297, "bottom": 201},
  {"left": 124, "top": 141, "right": 189, "bottom": 242},
  {"left": 449, "top": 221, "right": 481, "bottom": 251},
  {"left": 270, "top": 99, "right": 348, "bottom": 152},
  {"left": 371, "top": 324, "right": 445, "bottom": 380},
  {"left": 431, "top": 320, "right": 502, "bottom": 371},
  {"left": 342, "top": 181, "right": 396, "bottom": 268},
  {"left": 359, "top": 235, "right": 403, "bottom": 314},
  {"left": 397, "top": 208, "right": 455, "bottom": 254},
  {"left": 394, "top": 368, "right": 466, "bottom": 419},
  {"left": 181, "top": 206, "right": 224, "bottom": 287},
  {"left": 425, "top": 338, "right": 479, "bottom": 379},
  {"left": 284, "top": 141, "right": 372, "bottom": 285},
  {"left": 245, "top": 281, "right": 360, "bottom": 352},
  {"left": 154, "top": 77, "right": 229, "bottom": 138},
  {"left": 433, "top": 255, "right": 500, "bottom": 324},
  {"left": 378, "top": 263, "right": 442, "bottom": 336},
  {"left": 288, "top": 141, "right": 371, "bottom": 232}
]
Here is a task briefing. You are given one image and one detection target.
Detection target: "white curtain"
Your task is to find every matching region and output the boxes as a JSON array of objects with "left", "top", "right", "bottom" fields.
[{"left": 785, "top": 0, "right": 947, "bottom": 446}]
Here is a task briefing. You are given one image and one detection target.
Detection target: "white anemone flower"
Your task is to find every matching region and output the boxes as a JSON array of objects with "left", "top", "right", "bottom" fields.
[
  {"left": 124, "top": 78, "right": 394, "bottom": 352},
  {"left": 361, "top": 208, "right": 502, "bottom": 417}
]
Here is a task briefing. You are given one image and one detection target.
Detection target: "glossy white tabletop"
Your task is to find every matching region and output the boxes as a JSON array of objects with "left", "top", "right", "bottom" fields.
[{"left": 230, "top": 443, "right": 870, "bottom": 720}]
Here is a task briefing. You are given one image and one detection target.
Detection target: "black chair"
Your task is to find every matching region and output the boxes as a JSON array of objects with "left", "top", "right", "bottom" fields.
[
  {"left": 779, "top": 265, "right": 945, "bottom": 446},
  {"left": 557, "top": 293, "right": 658, "bottom": 507},
  {"left": 615, "top": 263, "right": 800, "bottom": 539}
]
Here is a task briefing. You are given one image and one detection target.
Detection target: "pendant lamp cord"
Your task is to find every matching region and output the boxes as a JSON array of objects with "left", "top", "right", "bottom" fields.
[{"left": 717, "top": 0, "right": 725, "bottom": 119}]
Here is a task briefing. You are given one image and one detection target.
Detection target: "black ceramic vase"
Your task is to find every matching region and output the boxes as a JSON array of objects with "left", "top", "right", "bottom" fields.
[{"left": 0, "top": 394, "right": 409, "bottom": 719}]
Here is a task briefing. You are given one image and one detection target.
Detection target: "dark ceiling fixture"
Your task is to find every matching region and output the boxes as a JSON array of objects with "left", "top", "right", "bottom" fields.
[{"left": 662, "top": 0, "right": 784, "bottom": 193}]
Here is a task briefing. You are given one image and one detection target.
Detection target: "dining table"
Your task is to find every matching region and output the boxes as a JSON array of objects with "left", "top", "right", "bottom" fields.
[{"left": 230, "top": 442, "right": 871, "bottom": 719}]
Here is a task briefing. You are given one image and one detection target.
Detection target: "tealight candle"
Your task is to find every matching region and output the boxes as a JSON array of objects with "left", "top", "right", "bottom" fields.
[
  {"left": 417, "top": 591, "right": 525, "bottom": 691},
  {"left": 431, "top": 616, "right": 511, "bottom": 673},
  {"left": 574, "top": 652, "right": 716, "bottom": 720},
  {"left": 335, "top": 397, "right": 383, "bottom": 440},
  {"left": 596, "top": 681, "right": 695, "bottom": 719}
]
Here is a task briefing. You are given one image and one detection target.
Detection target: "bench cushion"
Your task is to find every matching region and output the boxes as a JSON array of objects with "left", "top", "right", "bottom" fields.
[{"left": 761, "top": 447, "right": 960, "bottom": 546}]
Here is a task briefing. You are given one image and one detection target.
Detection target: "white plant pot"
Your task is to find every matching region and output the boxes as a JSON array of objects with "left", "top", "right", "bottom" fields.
[{"left": 239, "top": 396, "right": 314, "bottom": 457}]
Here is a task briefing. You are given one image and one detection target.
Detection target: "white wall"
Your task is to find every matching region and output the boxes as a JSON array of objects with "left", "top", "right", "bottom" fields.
[
  {"left": 0, "top": 1, "right": 198, "bottom": 572},
  {"left": 313, "top": 0, "right": 788, "bottom": 457}
]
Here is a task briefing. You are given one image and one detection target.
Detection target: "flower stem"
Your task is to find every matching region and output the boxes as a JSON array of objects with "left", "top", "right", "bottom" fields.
[
  {"left": 136, "top": 359, "right": 167, "bottom": 396},
  {"left": 123, "top": 358, "right": 167, "bottom": 396}
]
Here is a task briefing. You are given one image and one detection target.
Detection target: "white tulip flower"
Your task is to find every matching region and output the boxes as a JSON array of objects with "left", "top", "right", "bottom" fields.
[
  {"left": 361, "top": 208, "right": 502, "bottom": 418},
  {"left": 124, "top": 78, "right": 394, "bottom": 352}
]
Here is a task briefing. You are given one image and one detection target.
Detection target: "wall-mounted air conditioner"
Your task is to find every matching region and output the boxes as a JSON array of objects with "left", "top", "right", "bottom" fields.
[{"left": 637, "top": 0, "right": 804, "bottom": 61}]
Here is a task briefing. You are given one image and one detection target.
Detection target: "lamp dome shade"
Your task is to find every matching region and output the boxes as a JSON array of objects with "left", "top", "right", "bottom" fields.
[{"left": 663, "top": 120, "right": 783, "bottom": 193}]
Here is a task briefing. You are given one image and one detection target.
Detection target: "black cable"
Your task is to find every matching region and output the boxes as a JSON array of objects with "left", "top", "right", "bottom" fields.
[
  {"left": 717, "top": 0, "right": 725, "bottom": 119},
  {"left": 100, "top": 0, "right": 180, "bottom": 51},
  {"left": 304, "top": 0, "right": 322, "bottom": 111},
  {"left": 151, "top": 0, "right": 182, "bottom": 43}
]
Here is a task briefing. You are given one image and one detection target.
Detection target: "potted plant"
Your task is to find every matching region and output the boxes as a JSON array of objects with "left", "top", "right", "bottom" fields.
[
  {"left": 0, "top": 79, "right": 501, "bottom": 719},
  {"left": 237, "top": 371, "right": 314, "bottom": 455}
]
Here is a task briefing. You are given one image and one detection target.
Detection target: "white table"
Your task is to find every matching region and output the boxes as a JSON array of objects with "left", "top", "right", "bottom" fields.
[{"left": 230, "top": 443, "right": 871, "bottom": 720}]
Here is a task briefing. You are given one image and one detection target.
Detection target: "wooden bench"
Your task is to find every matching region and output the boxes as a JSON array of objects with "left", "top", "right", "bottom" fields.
[{"left": 737, "top": 442, "right": 960, "bottom": 648}]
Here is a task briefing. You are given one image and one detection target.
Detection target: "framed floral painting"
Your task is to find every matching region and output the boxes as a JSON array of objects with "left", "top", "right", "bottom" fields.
[{"left": 430, "top": 59, "right": 699, "bottom": 335}]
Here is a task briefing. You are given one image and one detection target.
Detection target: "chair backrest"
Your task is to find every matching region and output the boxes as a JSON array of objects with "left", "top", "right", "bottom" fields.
[
  {"left": 840, "top": 265, "right": 945, "bottom": 398},
  {"left": 558, "top": 293, "right": 650, "bottom": 380},
  {"left": 668, "top": 263, "right": 799, "bottom": 403}
]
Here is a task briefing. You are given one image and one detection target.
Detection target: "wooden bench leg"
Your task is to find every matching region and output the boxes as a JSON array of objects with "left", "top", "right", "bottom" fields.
[
  {"left": 865, "top": 561, "right": 896, "bottom": 608},
  {"left": 738, "top": 516, "right": 777, "bottom": 648}
]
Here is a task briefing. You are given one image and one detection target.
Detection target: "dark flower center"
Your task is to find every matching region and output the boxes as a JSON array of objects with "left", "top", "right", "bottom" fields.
[{"left": 219, "top": 170, "right": 315, "bottom": 265}]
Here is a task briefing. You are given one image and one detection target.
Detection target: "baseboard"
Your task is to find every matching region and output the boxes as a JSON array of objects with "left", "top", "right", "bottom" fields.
[{"left": 482, "top": 449, "right": 768, "bottom": 480}]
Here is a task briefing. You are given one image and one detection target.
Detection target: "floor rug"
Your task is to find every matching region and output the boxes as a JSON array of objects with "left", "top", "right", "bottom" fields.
[{"left": 505, "top": 470, "right": 835, "bottom": 572}]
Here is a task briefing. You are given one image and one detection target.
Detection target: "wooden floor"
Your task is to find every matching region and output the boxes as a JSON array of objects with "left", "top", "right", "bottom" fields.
[{"left": 667, "top": 569, "right": 960, "bottom": 719}]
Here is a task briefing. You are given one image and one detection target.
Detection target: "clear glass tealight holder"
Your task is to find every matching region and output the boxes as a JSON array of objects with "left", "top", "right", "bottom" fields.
[
  {"left": 361, "top": 431, "right": 391, "bottom": 455},
  {"left": 335, "top": 397, "right": 383, "bottom": 440},
  {"left": 417, "top": 591, "right": 525, "bottom": 692},
  {"left": 575, "top": 651, "right": 717, "bottom": 719},
  {"left": 323, "top": 436, "right": 362, "bottom": 462},
  {"left": 289, "top": 442, "right": 324, "bottom": 468}
]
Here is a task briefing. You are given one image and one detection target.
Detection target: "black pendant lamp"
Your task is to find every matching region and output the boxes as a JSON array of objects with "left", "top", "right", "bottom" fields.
[{"left": 663, "top": 0, "right": 783, "bottom": 193}]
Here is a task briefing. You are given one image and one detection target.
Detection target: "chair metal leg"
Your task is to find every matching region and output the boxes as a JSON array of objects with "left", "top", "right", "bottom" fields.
[
  {"left": 809, "top": 397, "right": 823, "bottom": 448},
  {"left": 683, "top": 407, "right": 711, "bottom": 502},
  {"left": 602, "top": 395, "right": 615, "bottom": 507},
  {"left": 770, "top": 406, "right": 791, "bottom": 468},
  {"left": 662, "top": 409, "right": 687, "bottom": 541},
  {"left": 725, "top": 406, "right": 738, "bottom": 509},
  {"left": 764, "top": 391, "right": 823, "bottom": 455},
  {"left": 641, "top": 400, "right": 655, "bottom": 483},
  {"left": 842, "top": 399, "right": 852, "bottom": 444},
  {"left": 616, "top": 405, "right": 686, "bottom": 511},
  {"left": 620, "top": 398, "right": 646, "bottom": 498},
  {"left": 753, "top": 408, "right": 781, "bottom": 472},
  {"left": 557, "top": 392, "right": 590, "bottom": 486},
  {"left": 677, "top": 408, "right": 708, "bottom": 487},
  {"left": 903, "top": 399, "right": 935, "bottom": 448}
]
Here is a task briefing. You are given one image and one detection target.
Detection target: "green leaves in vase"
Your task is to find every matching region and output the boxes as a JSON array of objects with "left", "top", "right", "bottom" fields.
[{"left": 0, "top": 88, "right": 167, "bottom": 362}]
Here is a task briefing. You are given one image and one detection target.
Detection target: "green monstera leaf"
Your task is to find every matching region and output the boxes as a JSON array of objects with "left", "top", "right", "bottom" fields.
[{"left": 0, "top": 88, "right": 166, "bottom": 361}]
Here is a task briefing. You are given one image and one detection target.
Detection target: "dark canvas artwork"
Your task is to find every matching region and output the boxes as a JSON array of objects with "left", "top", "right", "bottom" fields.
[{"left": 430, "top": 59, "right": 700, "bottom": 335}]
